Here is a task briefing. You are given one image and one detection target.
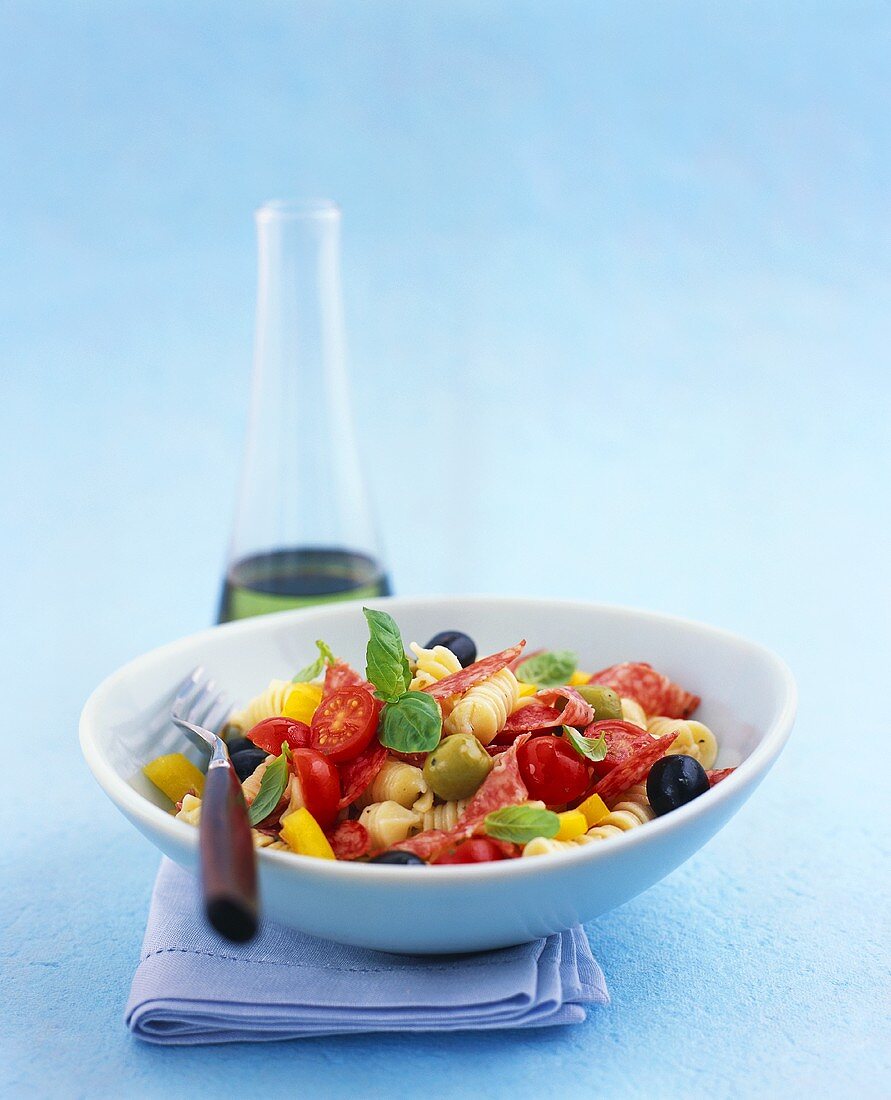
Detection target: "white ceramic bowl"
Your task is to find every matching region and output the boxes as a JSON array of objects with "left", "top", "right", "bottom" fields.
[{"left": 80, "top": 597, "right": 795, "bottom": 953}]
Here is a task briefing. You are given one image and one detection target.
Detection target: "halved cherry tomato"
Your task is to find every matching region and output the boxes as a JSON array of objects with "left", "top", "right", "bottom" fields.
[
  {"left": 245, "top": 717, "right": 311, "bottom": 755},
  {"left": 310, "top": 687, "right": 379, "bottom": 763},
  {"left": 288, "top": 747, "right": 341, "bottom": 829},
  {"left": 434, "top": 838, "right": 511, "bottom": 864},
  {"left": 517, "top": 735, "right": 590, "bottom": 806}
]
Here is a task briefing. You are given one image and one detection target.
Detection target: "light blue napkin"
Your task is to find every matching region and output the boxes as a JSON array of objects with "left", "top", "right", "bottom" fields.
[{"left": 126, "top": 859, "right": 608, "bottom": 1044}]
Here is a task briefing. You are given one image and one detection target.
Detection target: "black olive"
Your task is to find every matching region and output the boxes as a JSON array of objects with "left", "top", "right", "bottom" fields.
[
  {"left": 229, "top": 747, "right": 268, "bottom": 782},
  {"left": 424, "top": 630, "right": 477, "bottom": 668},
  {"left": 225, "top": 735, "right": 253, "bottom": 756},
  {"left": 646, "top": 755, "right": 710, "bottom": 816},
  {"left": 368, "top": 850, "right": 426, "bottom": 865}
]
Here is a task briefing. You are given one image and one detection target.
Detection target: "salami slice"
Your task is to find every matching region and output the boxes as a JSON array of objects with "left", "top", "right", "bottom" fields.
[
  {"left": 707, "top": 768, "right": 735, "bottom": 787},
  {"left": 582, "top": 719, "right": 655, "bottom": 779},
  {"left": 509, "top": 647, "right": 543, "bottom": 673},
  {"left": 499, "top": 702, "right": 563, "bottom": 736},
  {"left": 391, "top": 828, "right": 451, "bottom": 861},
  {"left": 423, "top": 642, "right": 526, "bottom": 701},
  {"left": 326, "top": 820, "right": 370, "bottom": 860},
  {"left": 592, "top": 731, "right": 676, "bottom": 806},
  {"left": 323, "top": 660, "right": 375, "bottom": 700},
  {"left": 337, "top": 742, "right": 388, "bottom": 810},
  {"left": 535, "top": 686, "right": 595, "bottom": 728},
  {"left": 588, "top": 662, "right": 700, "bottom": 719}
]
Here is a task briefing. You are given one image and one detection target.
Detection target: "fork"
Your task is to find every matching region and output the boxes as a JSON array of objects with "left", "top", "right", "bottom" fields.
[{"left": 171, "top": 667, "right": 258, "bottom": 943}]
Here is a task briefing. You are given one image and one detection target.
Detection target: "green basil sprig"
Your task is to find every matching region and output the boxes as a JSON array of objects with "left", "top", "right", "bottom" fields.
[
  {"left": 292, "top": 639, "right": 337, "bottom": 683},
  {"left": 562, "top": 724, "right": 608, "bottom": 763},
  {"left": 515, "top": 649, "right": 577, "bottom": 688},
  {"left": 484, "top": 805, "right": 560, "bottom": 844},
  {"left": 362, "top": 607, "right": 442, "bottom": 753},
  {"left": 247, "top": 745, "right": 290, "bottom": 827},
  {"left": 378, "top": 691, "right": 442, "bottom": 753},
  {"left": 363, "top": 608, "right": 412, "bottom": 702}
]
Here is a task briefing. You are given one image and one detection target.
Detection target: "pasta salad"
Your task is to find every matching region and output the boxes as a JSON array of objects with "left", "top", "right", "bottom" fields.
[{"left": 144, "top": 609, "right": 735, "bottom": 865}]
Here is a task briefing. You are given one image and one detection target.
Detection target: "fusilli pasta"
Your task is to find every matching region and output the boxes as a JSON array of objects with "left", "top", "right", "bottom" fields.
[
  {"left": 240, "top": 755, "right": 272, "bottom": 804},
  {"left": 408, "top": 642, "right": 462, "bottom": 690},
  {"left": 585, "top": 784, "right": 654, "bottom": 839},
  {"left": 621, "top": 697, "right": 648, "bottom": 729},
  {"left": 358, "top": 801, "right": 420, "bottom": 849},
  {"left": 522, "top": 833, "right": 600, "bottom": 856},
  {"left": 647, "top": 717, "right": 718, "bottom": 769},
  {"left": 356, "top": 760, "right": 430, "bottom": 811},
  {"left": 415, "top": 798, "right": 470, "bottom": 832},
  {"left": 444, "top": 668, "right": 520, "bottom": 745},
  {"left": 228, "top": 679, "right": 291, "bottom": 731}
]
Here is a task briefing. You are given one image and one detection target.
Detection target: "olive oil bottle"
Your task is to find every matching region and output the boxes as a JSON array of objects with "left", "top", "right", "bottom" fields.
[{"left": 218, "top": 200, "right": 391, "bottom": 623}]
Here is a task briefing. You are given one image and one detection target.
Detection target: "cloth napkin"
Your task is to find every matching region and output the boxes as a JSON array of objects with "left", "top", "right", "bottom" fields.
[{"left": 126, "top": 859, "right": 608, "bottom": 1044}]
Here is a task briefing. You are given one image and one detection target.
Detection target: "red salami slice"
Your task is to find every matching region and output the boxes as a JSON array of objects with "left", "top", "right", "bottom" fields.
[
  {"left": 592, "top": 731, "right": 675, "bottom": 806},
  {"left": 326, "top": 820, "right": 370, "bottom": 860},
  {"left": 423, "top": 642, "right": 526, "bottom": 701},
  {"left": 337, "top": 742, "right": 388, "bottom": 809},
  {"left": 391, "top": 828, "right": 452, "bottom": 861},
  {"left": 583, "top": 719, "right": 656, "bottom": 779},
  {"left": 707, "top": 768, "right": 735, "bottom": 787},
  {"left": 498, "top": 703, "right": 563, "bottom": 737},
  {"left": 588, "top": 662, "right": 700, "bottom": 719},
  {"left": 535, "top": 686, "right": 595, "bottom": 728},
  {"left": 323, "top": 660, "right": 375, "bottom": 700},
  {"left": 509, "top": 647, "right": 543, "bottom": 672}
]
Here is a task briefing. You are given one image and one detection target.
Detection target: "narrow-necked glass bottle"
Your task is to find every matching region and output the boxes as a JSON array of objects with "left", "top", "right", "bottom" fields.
[{"left": 218, "top": 199, "right": 391, "bottom": 622}]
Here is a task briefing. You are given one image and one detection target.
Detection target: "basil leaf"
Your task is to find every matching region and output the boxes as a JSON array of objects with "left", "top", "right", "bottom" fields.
[
  {"left": 292, "top": 639, "right": 337, "bottom": 683},
  {"left": 247, "top": 747, "right": 290, "bottom": 827},
  {"left": 515, "top": 650, "right": 578, "bottom": 688},
  {"left": 363, "top": 607, "right": 412, "bottom": 702},
  {"left": 378, "top": 692, "right": 442, "bottom": 753},
  {"left": 484, "top": 805, "right": 560, "bottom": 844},
  {"left": 562, "top": 724, "right": 608, "bottom": 762}
]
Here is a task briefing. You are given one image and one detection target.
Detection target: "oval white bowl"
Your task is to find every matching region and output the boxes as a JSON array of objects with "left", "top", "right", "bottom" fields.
[{"left": 80, "top": 597, "right": 796, "bottom": 953}]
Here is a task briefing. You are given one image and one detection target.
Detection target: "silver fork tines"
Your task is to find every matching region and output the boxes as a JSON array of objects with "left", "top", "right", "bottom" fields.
[{"left": 170, "top": 667, "right": 234, "bottom": 765}]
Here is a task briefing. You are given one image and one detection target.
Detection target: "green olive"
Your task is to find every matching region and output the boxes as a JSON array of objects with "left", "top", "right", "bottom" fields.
[
  {"left": 575, "top": 684, "right": 623, "bottom": 721},
  {"left": 423, "top": 734, "right": 493, "bottom": 801}
]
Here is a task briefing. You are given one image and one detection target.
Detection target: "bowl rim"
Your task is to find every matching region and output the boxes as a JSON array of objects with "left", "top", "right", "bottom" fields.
[{"left": 79, "top": 595, "right": 797, "bottom": 884}]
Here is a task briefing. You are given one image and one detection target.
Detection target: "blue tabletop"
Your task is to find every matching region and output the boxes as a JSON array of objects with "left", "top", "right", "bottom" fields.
[{"left": 2, "top": 3, "right": 889, "bottom": 1096}]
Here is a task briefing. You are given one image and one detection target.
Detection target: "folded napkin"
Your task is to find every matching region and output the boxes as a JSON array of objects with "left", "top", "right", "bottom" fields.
[{"left": 126, "top": 859, "right": 608, "bottom": 1044}]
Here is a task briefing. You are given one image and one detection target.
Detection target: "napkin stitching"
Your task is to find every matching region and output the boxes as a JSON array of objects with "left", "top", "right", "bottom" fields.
[{"left": 141, "top": 946, "right": 514, "bottom": 972}]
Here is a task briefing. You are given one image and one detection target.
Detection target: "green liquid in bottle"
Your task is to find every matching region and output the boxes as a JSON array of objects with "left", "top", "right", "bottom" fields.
[{"left": 217, "top": 547, "right": 391, "bottom": 623}]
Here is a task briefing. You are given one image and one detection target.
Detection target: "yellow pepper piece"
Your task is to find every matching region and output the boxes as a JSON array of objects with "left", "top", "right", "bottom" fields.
[
  {"left": 281, "top": 682, "right": 324, "bottom": 724},
  {"left": 576, "top": 793, "right": 610, "bottom": 827},
  {"left": 143, "top": 753, "right": 206, "bottom": 805},
  {"left": 517, "top": 681, "right": 538, "bottom": 698},
  {"left": 569, "top": 670, "right": 591, "bottom": 686},
  {"left": 280, "top": 807, "right": 336, "bottom": 860},
  {"left": 555, "top": 809, "right": 588, "bottom": 841}
]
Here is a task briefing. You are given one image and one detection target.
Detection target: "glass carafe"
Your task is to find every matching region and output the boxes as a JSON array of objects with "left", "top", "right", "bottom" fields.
[{"left": 217, "top": 200, "right": 391, "bottom": 623}]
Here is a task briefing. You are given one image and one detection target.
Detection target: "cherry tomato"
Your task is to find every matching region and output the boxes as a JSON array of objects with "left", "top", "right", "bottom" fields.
[
  {"left": 310, "top": 687, "right": 379, "bottom": 763},
  {"left": 517, "top": 735, "right": 590, "bottom": 806},
  {"left": 245, "top": 717, "right": 311, "bottom": 755},
  {"left": 288, "top": 747, "right": 341, "bottom": 829},
  {"left": 434, "top": 838, "right": 511, "bottom": 864}
]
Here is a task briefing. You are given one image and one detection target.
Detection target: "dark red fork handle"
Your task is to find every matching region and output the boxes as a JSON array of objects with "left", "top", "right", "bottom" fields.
[{"left": 199, "top": 763, "right": 258, "bottom": 942}]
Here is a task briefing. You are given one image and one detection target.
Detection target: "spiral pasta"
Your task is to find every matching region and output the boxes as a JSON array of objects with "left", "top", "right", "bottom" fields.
[
  {"left": 228, "top": 679, "right": 291, "bottom": 730},
  {"left": 356, "top": 760, "right": 430, "bottom": 811},
  {"left": 175, "top": 793, "right": 202, "bottom": 826},
  {"left": 240, "top": 755, "right": 273, "bottom": 804},
  {"left": 443, "top": 668, "right": 520, "bottom": 745},
  {"left": 522, "top": 833, "right": 600, "bottom": 857},
  {"left": 620, "top": 697, "right": 648, "bottom": 729},
  {"left": 415, "top": 798, "right": 469, "bottom": 833},
  {"left": 358, "top": 801, "right": 420, "bottom": 849},
  {"left": 647, "top": 717, "right": 718, "bottom": 769},
  {"left": 585, "top": 784, "right": 654, "bottom": 839},
  {"left": 409, "top": 643, "right": 462, "bottom": 690}
]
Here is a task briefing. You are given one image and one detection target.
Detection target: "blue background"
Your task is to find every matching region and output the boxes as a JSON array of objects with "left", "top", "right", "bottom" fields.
[{"left": 2, "top": 2, "right": 889, "bottom": 1096}]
